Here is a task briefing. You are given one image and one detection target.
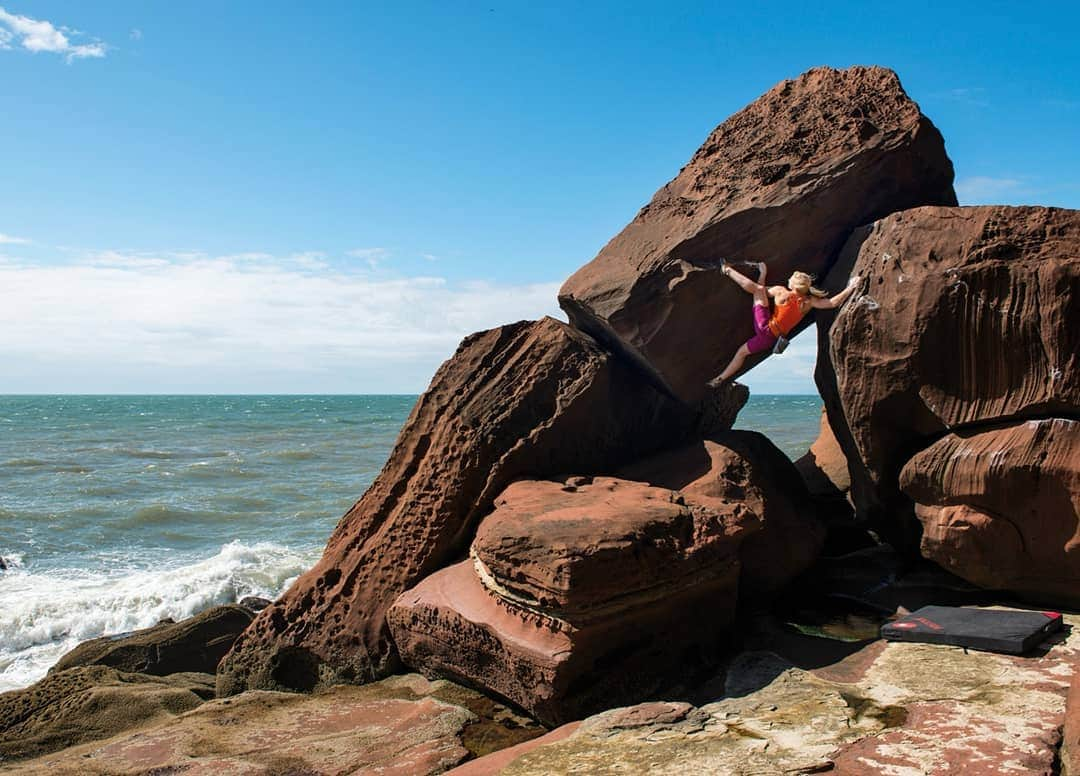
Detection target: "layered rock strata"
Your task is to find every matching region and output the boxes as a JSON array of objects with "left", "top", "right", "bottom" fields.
[
  {"left": 388, "top": 477, "right": 742, "bottom": 726},
  {"left": 901, "top": 418, "right": 1080, "bottom": 606},
  {"left": 559, "top": 65, "right": 957, "bottom": 402},
  {"left": 816, "top": 205, "right": 1080, "bottom": 554},
  {"left": 219, "top": 318, "right": 722, "bottom": 695}
]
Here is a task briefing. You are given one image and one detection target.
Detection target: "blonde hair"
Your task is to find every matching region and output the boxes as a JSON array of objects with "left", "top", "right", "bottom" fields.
[{"left": 788, "top": 271, "right": 828, "bottom": 298}]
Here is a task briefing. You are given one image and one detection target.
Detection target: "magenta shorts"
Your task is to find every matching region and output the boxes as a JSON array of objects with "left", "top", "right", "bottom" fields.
[{"left": 745, "top": 304, "right": 778, "bottom": 354}]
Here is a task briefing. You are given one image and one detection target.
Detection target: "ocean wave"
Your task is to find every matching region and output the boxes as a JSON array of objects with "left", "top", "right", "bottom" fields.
[
  {"left": 115, "top": 448, "right": 178, "bottom": 460},
  {"left": 0, "top": 540, "right": 316, "bottom": 692},
  {"left": 123, "top": 504, "right": 231, "bottom": 527},
  {"left": 268, "top": 449, "right": 318, "bottom": 461},
  {"left": 1, "top": 458, "right": 48, "bottom": 468}
]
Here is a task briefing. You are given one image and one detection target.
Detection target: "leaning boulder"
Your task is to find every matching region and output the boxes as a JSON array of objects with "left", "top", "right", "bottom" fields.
[
  {"left": 51, "top": 605, "right": 253, "bottom": 676},
  {"left": 219, "top": 318, "right": 716, "bottom": 695},
  {"left": 388, "top": 477, "right": 741, "bottom": 725},
  {"left": 559, "top": 65, "right": 956, "bottom": 402},
  {"left": 815, "top": 205, "right": 1080, "bottom": 548},
  {"left": 900, "top": 418, "right": 1080, "bottom": 607}
]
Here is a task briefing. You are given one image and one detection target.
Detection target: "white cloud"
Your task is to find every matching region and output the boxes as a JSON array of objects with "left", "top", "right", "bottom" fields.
[
  {"left": 0, "top": 6, "right": 107, "bottom": 61},
  {"left": 0, "top": 232, "right": 30, "bottom": 245},
  {"left": 347, "top": 247, "right": 390, "bottom": 269},
  {"left": 0, "top": 251, "right": 563, "bottom": 392},
  {"left": 955, "top": 176, "right": 1025, "bottom": 204}
]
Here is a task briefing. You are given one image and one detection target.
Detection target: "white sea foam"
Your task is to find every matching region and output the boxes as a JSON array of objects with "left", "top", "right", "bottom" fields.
[{"left": 0, "top": 540, "right": 317, "bottom": 692}]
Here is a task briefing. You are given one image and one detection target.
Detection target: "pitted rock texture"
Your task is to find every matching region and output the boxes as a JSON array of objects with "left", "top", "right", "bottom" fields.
[
  {"left": 451, "top": 611, "right": 1080, "bottom": 775},
  {"left": 0, "top": 666, "right": 214, "bottom": 761},
  {"left": 219, "top": 317, "right": 709, "bottom": 695},
  {"left": 471, "top": 477, "right": 744, "bottom": 616},
  {"left": 559, "top": 65, "right": 956, "bottom": 402},
  {"left": 816, "top": 205, "right": 1080, "bottom": 548},
  {"left": 6, "top": 674, "right": 543, "bottom": 775},
  {"left": 901, "top": 418, "right": 1080, "bottom": 607},
  {"left": 51, "top": 605, "right": 253, "bottom": 677},
  {"left": 618, "top": 431, "right": 824, "bottom": 594}
]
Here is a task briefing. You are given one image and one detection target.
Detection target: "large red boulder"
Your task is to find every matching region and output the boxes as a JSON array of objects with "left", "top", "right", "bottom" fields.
[
  {"left": 559, "top": 65, "right": 956, "bottom": 402},
  {"left": 815, "top": 206, "right": 1080, "bottom": 551},
  {"left": 218, "top": 318, "right": 716, "bottom": 695},
  {"left": 470, "top": 478, "right": 741, "bottom": 616},
  {"left": 900, "top": 418, "right": 1080, "bottom": 607},
  {"left": 388, "top": 477, "right": 741, "bottom": 725}
]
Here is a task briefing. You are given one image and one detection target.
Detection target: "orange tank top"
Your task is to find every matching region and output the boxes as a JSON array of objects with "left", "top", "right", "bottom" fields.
[{"left": 768, "top": 293, "right": 807, "bottom": 337}]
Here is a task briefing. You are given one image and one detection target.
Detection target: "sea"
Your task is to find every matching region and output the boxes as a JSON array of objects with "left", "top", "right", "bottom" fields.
[{"left": 0, "top": 394, "right": 823, "bottom": 692}]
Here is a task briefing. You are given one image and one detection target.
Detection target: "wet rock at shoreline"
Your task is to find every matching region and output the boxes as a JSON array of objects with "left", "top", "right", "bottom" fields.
[
  {"left": 238, "top": 596, "right": 273, "bottom": 612},
  {"left": 51, "top": 604, "right": 253, "bottom": 677},
  {"left": 219, "top": 318, "right": 717, "bottom": 695},
  {"left": 559, "top": 65, "right": 956, "bottom": 403}
]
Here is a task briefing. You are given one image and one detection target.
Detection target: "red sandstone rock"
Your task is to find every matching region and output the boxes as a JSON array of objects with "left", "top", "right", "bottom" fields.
[
  {"left": 900, "top": 418, "right": 1080, "bottom": 607},
  {"left": 218, "top": 318, "right": 711, "bottom": 695},
  {"left": 559, "top": 65, "right": 956, "bottom": 402},
  {"left": 618, "top": 431, "right": 824, "bottom": 594},
  {"left": 388, "top": 476, "right": 742, "bottom": 725},
  {"left": 815, "top": 206, "right": 1080, "bottom": 548},
  {"left": 471, "top": 477, "right": 743, "bottom": 615},
  {"left": 795, "top": 407, "right": 852, "bottom": 499},
  {"left": 387, "top": 558, "right": 738, "bottom": 727}
]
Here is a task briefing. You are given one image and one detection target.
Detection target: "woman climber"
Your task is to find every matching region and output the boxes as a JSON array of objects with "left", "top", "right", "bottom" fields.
[{"left": 709, "top": 260, "right": 861, "bottom": 385}]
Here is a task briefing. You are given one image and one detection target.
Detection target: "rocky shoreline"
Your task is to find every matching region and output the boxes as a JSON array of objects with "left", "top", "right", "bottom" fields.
[{"left": 3, "top": 64, "right": 1078, "bottom": 774}]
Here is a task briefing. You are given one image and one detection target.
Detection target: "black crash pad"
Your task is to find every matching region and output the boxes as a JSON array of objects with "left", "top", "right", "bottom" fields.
[{"left": 881, "top": 606, "right": 1063, "bottom": 654}]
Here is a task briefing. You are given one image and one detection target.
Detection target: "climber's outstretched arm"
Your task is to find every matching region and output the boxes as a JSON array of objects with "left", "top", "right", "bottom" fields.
[{"left": 811, "top": 275, "right": 862, "bottom": 310}]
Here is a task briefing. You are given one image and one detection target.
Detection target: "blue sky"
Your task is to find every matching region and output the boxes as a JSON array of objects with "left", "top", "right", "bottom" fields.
[{"left": 1, "top": 1, "right": 1077, "bottom": 393}]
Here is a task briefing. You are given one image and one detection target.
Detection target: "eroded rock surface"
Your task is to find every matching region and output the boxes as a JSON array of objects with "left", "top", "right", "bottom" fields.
[
  {"left": 0, "top": 666, "right": 214, "bottom": 761},
  {"left": 389, "top": 477, "right": 741, "bottom": 725},
  {"left": 816, "top": 205, "right": 1080, "bottom": 550},
  {"left": 219, "top": 317, "right": 712, "bottom": 695},
  {"left": 901, "top": 418, "right": 1080, "bottom": 606},
  {"left": 452, "top": 611, "right": 1079, "bottom": 775},
  {"left": 559, "top": 65, "right": 956, "bottom": 402},
  {"left": 51, "top": 605, "right": 253, "bottom": 676},
  {"left": 6, "top": 674, "right": 543, "bottom": 775}
]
